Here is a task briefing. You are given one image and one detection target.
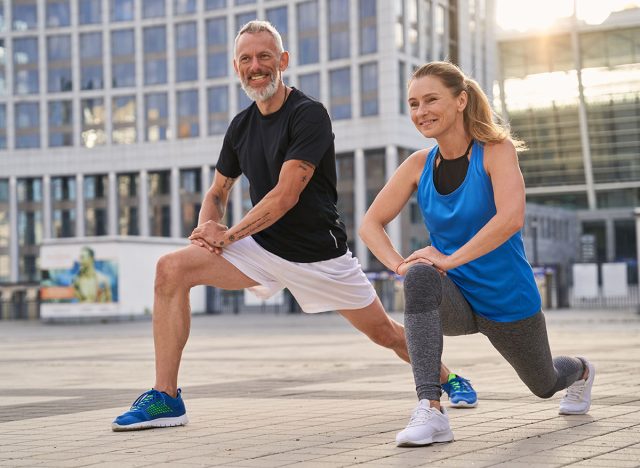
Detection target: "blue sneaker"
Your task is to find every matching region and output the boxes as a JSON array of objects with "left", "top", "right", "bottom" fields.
[
  {"left": 441, "top": 374, "right": 478, "bottom": 408},
  {"left": 112, "top": 389, "right": 188, "bottom": 431}
]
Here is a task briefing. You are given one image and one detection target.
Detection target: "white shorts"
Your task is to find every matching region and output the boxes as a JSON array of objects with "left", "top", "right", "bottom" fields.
[{"left": 221, "top": 236, "right": 376, "bottom": 313}]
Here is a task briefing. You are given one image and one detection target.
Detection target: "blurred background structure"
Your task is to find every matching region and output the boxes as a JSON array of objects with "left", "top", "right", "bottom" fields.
[{"left": 0, "top": 0, "right": 638, "bottom": 319}]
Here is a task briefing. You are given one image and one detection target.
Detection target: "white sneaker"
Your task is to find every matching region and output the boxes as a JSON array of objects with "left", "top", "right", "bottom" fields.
[
  {"left": 559, "top": 358, "right": 595, "bottom": 415},
  {"left": 396, "top": 400, "right": 454, "bottom": 447}
]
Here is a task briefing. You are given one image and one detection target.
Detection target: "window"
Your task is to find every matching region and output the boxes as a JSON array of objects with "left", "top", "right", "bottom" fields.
[
  {"left": 0, "top": 39, "right": 5, "bottom": 95},
  {"left": 359, "top": 0, "right": 377, "bottom": 55},
  {"left": 112, "top": 96, "right": 136, "bottom": 144},
  {"left": 180, "top": 169, "right": 202, "bottom": 237},
  {"left": 143, "top": 0, "right": 165, "bottom": 18},
  {"left": 111, "top": 29, "right": 136, "bottom": 88},
  {"left": 15, "top": 103, "right": 40, "bottom": 149},
  {"left": 81, "top": 98, "right": 106, "bottom": 148},
  {"left": 177, "top": 90, "right": 199, "bottom": 138},
  {"left": 17, "top": 178, "right": 43, "bottom": 281},
  {"left": 408, "top": 0, "right": 418, "bottom": 57},
  {"left": 111, "top": 0, "right": 134, "bottom": 22},
  {"left": 175, "top": 0, "right": 196, "bottom": 15},
  {"left": 175, "top": 22, "right": 198, "bottom": 82},
  {"left": 398, "top": 60, "right": 406, "bottom": 114},
  {"left": 235, "top": 12, "right": 256, "bottom": 34},
  {"left": 47, "top": 35, "right": 73, "bottom": 92},
  {"left": 328, "top": 0, "right": 350, "bottom": 60},
  {"left": 48, "top": 100, "right": 73, "bottom": 147},
  {"left": 237, "top": 83, "right": 253, "bottom": 110},
  {"left": 329, "top": 68, "right": 351, "bottom": 120},
  {"left": 297, "top": 1, "right": 319, "bottom": 65},
  {"left": 13, "top": 0, "right": 38, "bottom": 31},
  {"left": 435, "top": 4, "right": 446, "bottom": 60},
  {"left": 79, "top": 0, "right": 101, "bottom": 24},
  {"left": 206, "top": 0, "right": 226, "bottom": 10},
  {"left": 423, "top": 0, "right": 432, "bottom": 61},
  {"left": 395, "top": 0, "right": 404, "bottom": 52},
  {"left": 84, "top": 175, "right": 108, "bottom": 236},
  {"left": 298, "top": 72, "right": 320, "bottom": 100},
  {"left": 80, "top": 32, "right": 103, "bottom": 90},
  {"left": 51, "top": 176, "right": 76, "bottom": 238},
  {"left": 47, "top": 0, "right": 70, "bottom": 27},
  {"left": 143, "top": 26, "right": 167, "bottom": 85},
  {"left": 360, "top": 62, "right": 378, "bottom": 116},
  {"left": 266, "top": 6, "right": 288, "bottom": 49},
  {"left": 145, "top": 93, "right": 169, "bottom": 141},
  {"left": 148, "top": 171, "right": 171, "bottom": 237},
  {"left": 208, "top": 86, "right": 229, "bottom": 135},
  {"left": 206, "top": 17, "right": 227, "bottom": 78},
  {"left": 118, "top": 173, "right": 139, "bottom": 235},
  {"left": 13, "top": 38, "right": 39, "bottom": 95}
]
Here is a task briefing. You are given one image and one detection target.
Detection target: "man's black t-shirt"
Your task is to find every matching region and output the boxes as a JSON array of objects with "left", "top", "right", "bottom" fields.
[{"left": 216, "top": 88, "right": 348, "bottom": 263}]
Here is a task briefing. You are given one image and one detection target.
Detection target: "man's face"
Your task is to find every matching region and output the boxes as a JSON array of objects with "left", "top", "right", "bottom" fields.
[{"left": 234, "top": 31, "right": 287, "bottom": 102}]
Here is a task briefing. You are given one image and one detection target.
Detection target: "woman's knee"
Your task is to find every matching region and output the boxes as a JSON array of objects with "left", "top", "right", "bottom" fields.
[{"left": 403, "top": 264, "right": 442, "bottom": 311}]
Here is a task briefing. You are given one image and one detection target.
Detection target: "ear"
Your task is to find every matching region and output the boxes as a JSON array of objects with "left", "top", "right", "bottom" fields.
[
  {"left": 457, "top": 90, "right": 468, "bottom": 113},
  {"left": 279, "top": 51, "right": 289, "bottom": 72}
]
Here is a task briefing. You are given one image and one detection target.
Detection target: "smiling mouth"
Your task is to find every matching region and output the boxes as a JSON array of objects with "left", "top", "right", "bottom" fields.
[
  {"left": 250, "top": 74, "right": 269, "bottom": 82},
  {"left": 422, "top": 119, "right": 438, "bottom": 126}
]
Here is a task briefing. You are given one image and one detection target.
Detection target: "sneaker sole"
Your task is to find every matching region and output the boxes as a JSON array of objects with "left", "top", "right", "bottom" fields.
[
  {"left": 558, "top": 359, "right": 595, "bottom": 415},
  {"left": 449, "top": 400, "right": 478, "bottom": 408},
  {"left": 396, "top": 430, "right": 455, "bottom": 447},
  {"left": 112, "top": 414, "right": 189, "bottom": 432}
]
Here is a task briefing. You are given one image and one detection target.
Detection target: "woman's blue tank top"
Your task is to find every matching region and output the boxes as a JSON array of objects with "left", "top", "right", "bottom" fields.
[{"left": 416, "top": 141, "right": 541, "bottom": 322}]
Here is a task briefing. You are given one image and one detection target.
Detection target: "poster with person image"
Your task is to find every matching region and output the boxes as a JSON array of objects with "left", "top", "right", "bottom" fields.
[{"left": 41, "top": 245, "right": 118, "bottom": 304}]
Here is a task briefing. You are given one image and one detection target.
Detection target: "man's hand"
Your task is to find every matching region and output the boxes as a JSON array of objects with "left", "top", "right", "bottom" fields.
[
  {"left": 398, "top": 246, "right": 451, "bottom": 275},
  {"left": 189, "top": 220, "right": 229, "bottom": 254}
]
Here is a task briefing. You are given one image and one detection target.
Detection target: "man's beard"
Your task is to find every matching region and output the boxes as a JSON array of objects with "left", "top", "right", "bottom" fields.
[{"left": 240, "top": 70, "right": 280, "bottom": 102}]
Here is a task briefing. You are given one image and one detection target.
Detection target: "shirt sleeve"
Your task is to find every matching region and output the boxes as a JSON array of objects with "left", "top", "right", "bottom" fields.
[
  {"left": 284, "top": 102, "right": 334, "bottom": 167},
  {"left": 215, "top": 126, "right": 242, "bottom": 178}
]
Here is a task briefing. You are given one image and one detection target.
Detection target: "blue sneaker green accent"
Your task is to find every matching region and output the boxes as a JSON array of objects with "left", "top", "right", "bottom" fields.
[
  {"left": 112, "top": 388, "right": 188, "bottom": 431},
  {"left": 441, "top": 374, "right": 478, "bottom": 408}
]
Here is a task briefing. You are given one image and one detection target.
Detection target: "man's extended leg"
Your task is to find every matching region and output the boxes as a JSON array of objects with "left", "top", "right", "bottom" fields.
[
  {"left": 153, "top": 244, "right": 259, "bottom": 397},
  {"left": 338, "top": 297, "right": 475, "bottom": 396},
  {"left": 112, "top": 244, "right": 258, "bottom": 431}
]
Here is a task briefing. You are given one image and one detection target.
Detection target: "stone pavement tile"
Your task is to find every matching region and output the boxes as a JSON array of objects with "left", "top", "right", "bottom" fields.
[{"left": 570, "top": 459, "right": 640, "bottom": 467}]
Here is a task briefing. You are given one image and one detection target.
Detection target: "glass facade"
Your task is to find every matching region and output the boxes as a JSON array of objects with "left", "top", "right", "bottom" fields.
[
  {"left": 360, "top": 62, "right": 378, "bottom": 117},
  {"left": 176, "top": 22, "right": 198, "bottom": 82},
  {"left": 146, "top": 93, "right": 169, "bottom": 142},
  {"left": 81, "top": 98, "right": 106, "bottom": 148},
  {"left": 47, "top": 0, "right": 71, "bottom": 28},
  {"left": 144, "top": 26, "right": 168, "bottom": 86},
  {"left": 80, "top": 32, "right": 104, "bottom": 90},
  {"left": 148, "top": 171, "right": 171, "bottom": 237},
  {"left": 13, "top": 37, "right": 39, "bottom": 95},
  {"left": 359, "top": 0, "right": 377, "bottom": 55},
  {"left": 329, "top": 67, "right": 351, "bottom": 120},
  {"left": 208, "top": 86, "right": 229, "bottom": 135},
  {"left": 84, "top": 175, "right": 108, "bottom": 236},
  {"left": 48, "top": 100, "right": 73, "bottom": 147},
  {"left": 207, "top": 17, "right": 228, "bottom": 79},
  {"left": 15, "top": 103, "right": 40, "bottom": 149},
  {"left": 328, "top": 0, "right": 350, "bottom": 60},
  {"left": 180, "top": 169, "right": 202, "bottom": 236},
  {"left": 297, "top": 1, "right": 319, "bottom": 65},
  {"left": 112, "top": 96, "right": 137, "bottom": 144},
  {"left": 111, "top": 29, "right": 136, "bottom": 88},
  {"left": 51, "top": 176, "right": 76, "bottom": 238},
  {"left": 47, "top": 35, "right": 73, "bottom": 93},
  {"left": 118, "top": 173, "right": 139, "bottom": 235},
  {"left": 177, "top": 90, "right": 199, "bottom": 138},
  {"left": 17, "top": 178, "right": 43, "bottom": 282}
]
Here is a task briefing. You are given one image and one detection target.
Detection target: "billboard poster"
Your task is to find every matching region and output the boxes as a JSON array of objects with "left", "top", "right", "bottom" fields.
[{"left": 41, "top": 245, "right": 118, "bottom": 304}]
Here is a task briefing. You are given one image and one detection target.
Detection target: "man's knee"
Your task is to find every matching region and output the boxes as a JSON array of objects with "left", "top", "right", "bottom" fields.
[
  {"left": 155, "top": 253, "right": 186, "bottom": 293},
  {"left": 403, "top": 264, "right": 442, "bottom": 311}
]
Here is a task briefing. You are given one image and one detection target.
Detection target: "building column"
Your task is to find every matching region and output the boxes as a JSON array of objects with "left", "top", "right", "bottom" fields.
[
  {"left": 385, "top": 145, "right": 401, "bottom": 250},
  {"left": 170, "top": 167, "right": 181, "bottom": 238},
  {"left": 9, "top": 177, "right": 18, "bottom": 282},
  {"left": 605, "top": 218, "right": 615, "bottom": 263},
  {"left": 76, "top": 173, "right": 85, "bottom": 237},
  {"left": 139, "top": 170, "right": 149, "bottom": 237},
  {"left": 571, "top": 8, "right": 596, "bottom": 210},
  {"left": 635, "top": 208, "right": 640, "bottom": 290},
  {"left": 42, "top": 175, "right": 52, "bottom": 240},
  {"left": 108, "top": 172, "right": 117, "bottom": 235},
  {"left": 354, "top": 149, "right": 368, "bottom": 270}
]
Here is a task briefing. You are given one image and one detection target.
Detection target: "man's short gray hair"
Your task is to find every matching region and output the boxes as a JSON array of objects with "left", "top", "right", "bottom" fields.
[{"left": 234, "top": 20, "right": 284, "bottom": 57}]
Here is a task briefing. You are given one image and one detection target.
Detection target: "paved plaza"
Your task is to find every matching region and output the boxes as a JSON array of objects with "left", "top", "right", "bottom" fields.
[{"left": 0, "top": 307, "right": 639, "bottom": 467}]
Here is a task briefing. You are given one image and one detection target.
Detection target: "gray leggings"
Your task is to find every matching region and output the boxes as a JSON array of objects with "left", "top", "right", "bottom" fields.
[{"left": 404, "top": 264, "right": 585, "bottom": 401}]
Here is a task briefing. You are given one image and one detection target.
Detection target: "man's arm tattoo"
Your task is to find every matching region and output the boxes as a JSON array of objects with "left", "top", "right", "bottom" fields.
[
  {"left": 222, "top": 177, "right": 234, "bottom": 190},
  {"left": 232, "top": 213, "right": 272, "bottom": 240},
  {"left": 212, "top": 194, "right": 225, "bottom": 219}
]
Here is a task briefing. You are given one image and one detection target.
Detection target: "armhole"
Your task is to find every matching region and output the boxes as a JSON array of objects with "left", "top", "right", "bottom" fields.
[{"left": 418, "top": 147, "right": 437, "bottom": 190}]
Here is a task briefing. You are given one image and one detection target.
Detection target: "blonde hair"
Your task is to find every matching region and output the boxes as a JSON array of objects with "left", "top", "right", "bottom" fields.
[
  {"left": 234, "top": 20, "right": 284, "bottom": 57},
  {"left": 410, "top": 61, "right": 524, "bottom": 149}
]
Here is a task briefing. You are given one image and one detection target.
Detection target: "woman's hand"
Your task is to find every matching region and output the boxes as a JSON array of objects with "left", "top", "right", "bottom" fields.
[{"left": 401, "top": 246, "right": 452, "bottom": 275}]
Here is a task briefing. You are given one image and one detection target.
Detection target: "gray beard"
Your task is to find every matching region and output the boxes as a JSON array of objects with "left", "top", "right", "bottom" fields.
[{"left": 240, "top": 74, "right": 280, "bottom": 102}]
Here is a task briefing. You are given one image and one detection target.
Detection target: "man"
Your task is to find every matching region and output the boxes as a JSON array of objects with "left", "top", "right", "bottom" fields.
[
  {"left": 73, "top": 246, "right": 112, "bottom": 303},
  {"left": 112, "top": 21, "right": 476, "bottom": 432}
]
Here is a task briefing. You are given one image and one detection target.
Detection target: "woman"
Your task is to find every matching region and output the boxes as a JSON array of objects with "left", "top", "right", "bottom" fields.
[{"left": 359, "top": 62, "right": 594, "bottom": 447}]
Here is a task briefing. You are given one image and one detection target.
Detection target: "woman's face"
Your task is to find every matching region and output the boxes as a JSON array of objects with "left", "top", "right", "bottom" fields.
[{"left": 407, "top": 75, "right": 466, "bottom": 139}]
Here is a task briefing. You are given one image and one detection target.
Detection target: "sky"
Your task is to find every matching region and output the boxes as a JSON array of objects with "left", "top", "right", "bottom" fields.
[{"left": 495, "top": 0, "right": 640, "bottom": 31}]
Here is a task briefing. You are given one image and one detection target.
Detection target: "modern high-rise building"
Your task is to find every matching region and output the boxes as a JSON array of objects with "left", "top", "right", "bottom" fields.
[
  {"left": 0, "top": 1, "right": 495, "bottom": 308},
  {"left": 496, "top": 7, "right": 640, "bottom": 273}
]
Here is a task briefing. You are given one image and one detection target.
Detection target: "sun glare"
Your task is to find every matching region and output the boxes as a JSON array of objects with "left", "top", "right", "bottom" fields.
[{"left": 496, "top": 0, "right": 640, "bottom": 32}]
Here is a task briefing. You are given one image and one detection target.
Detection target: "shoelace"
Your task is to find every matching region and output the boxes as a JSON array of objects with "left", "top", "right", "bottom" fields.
[
  {"left": 563, "top": 380, "right": 585, "bottom": 401},
  {"left": 407, "top": 406, "right": 437, "bottom": 427},
  {"left": 130, "top": 390, "right": 160, "bottom": 410},
  {"left": 450, "top": 377, "right": 472, "bottom": 393}
]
